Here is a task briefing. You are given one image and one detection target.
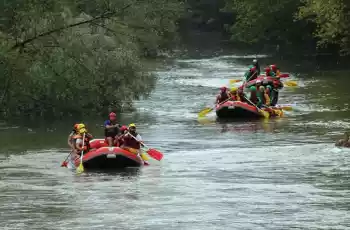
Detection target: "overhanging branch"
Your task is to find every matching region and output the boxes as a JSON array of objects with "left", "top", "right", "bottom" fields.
[{"left": 10, "top": 3, "right": 133, "bottom": 51}]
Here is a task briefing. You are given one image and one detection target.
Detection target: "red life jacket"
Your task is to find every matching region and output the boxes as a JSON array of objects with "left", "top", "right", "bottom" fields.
[
  {"left": 217, "top": 92, "right": 229, "bottom": 103},
  {"left": 122, "top": 133, "right": 141, "bottom": 149}
]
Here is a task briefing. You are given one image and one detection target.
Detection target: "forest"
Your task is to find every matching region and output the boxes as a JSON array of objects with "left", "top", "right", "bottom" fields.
[{"left": 0, "top": 0, "right": 349, "bottom": 119}]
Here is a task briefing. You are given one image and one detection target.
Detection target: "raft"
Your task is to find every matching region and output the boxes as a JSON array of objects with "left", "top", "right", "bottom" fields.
[
  {"left": 215, "top": 101, "right": 283, "bottom": 119},
  {"left": 244, "top": 73, "right": 288, "bottom": 89},
  {"left": 72, "top": 145, "right": 144, "bottom": 170}
]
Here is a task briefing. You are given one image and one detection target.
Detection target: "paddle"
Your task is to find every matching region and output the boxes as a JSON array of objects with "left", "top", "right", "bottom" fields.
[
  {"left": 243, "top": 96, "right": 269, "bottom": 118},
  {"left": 76, "top": 133, "right": 86, "bottom": 174},
  {"left": 275, "top": 105, "right": 293, "bottom": 111},
  {"left": 229, "top": 79, "right": 242, "bottom": 84},
  {"left": 61, "top": 151, "right": 73, "bottom": 167},
  {"left": 198, "top": 97, "right": 232, "bottom": 118},
  {"left": 127, "top": 132, "right": 163, "bottom": 161},
  {"left": 284, "top": 80, "right": 298, "bottom": 87}
]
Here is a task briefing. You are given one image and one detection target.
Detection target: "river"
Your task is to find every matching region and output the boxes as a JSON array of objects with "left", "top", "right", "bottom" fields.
[{"left": 1, "top": 53, "right": 350, "bottom": 229}]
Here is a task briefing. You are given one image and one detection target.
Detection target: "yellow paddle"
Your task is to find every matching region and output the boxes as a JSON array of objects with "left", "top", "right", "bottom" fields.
[
  {"left": 243, "top": 96, "right": 269, "bottom": 119},
  {"left": 284, "top": 80, "right": 298, "bottom": 87},
  {"left": 76, "top": 133, "right": 86, "bottom": 174},
  {"left": 198, "top": 97, "right": 231, "bottom": 118},
  {"left": 140, "top": 152, "right": 149, "bottom": 161},
  {"left": 278, "top": 105, "right": 293, "bottom": 111},
  {"left": 229, "top": 79, "right": 243, "bottom": 84}
]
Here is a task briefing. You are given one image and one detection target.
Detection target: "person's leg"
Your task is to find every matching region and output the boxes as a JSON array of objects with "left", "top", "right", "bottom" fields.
[{"left": 106, "top": 137, "right": 113, "bottom": 146}]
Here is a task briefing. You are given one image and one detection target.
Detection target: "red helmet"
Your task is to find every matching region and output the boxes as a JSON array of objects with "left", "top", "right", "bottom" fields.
[
  {"left": 264, "top": 67, "right": 271, "bottom": 73},
  {"left": 270, "top": 64, "right": 277, "bottom": 72},
  {"left": 120, "top": 125, "right": 128, "bottom": 132},
  {"left": 109, "top": 112, "right": 116, "bottom": 118},
  {"left": 73, "top": 123, "right": 79, "bottom": 131},
  {"left": 220, "top": 86, "right": 227, "bottom": 91}
]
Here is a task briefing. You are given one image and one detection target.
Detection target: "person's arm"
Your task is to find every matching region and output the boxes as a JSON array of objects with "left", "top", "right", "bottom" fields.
[
  {"left": 104, "top": 120, "right": 114, "bottom": 129},
  {"left": 136, "top": 134, "right": 145, "bottom": 147},
  {"left": 68, "top": 133, "right": 74, "bottom": 149}
]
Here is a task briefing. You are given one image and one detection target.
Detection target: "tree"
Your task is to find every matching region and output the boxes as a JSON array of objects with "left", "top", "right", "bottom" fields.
[
  {"left": 297, "top": 0, "right": 350, "bottom": 54},
  {"left": 0, "top": 0, "right": 184, "bottom": 119}
]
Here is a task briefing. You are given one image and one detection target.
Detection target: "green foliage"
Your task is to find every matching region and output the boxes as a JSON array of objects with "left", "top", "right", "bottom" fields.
[
  {"left": 222, "top": 0, "right": 349, "bottom": 54},
  {"left": 0, "top": 0, "right": 184, "bottom": 119},
  {"left": 223, "top": 0, "right": 310, "bottom": 46},
  {"left": 297, "top": 0, "right": 350, "bottom": 54}
]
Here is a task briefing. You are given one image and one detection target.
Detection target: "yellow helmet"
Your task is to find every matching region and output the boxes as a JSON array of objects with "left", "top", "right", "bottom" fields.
[
  {"left": 230, "top": 87, "right": 238, "bottom": 92},
  {"left": 129, "top": 123, "right": 136, "bottom": 128},
  {"left": 79, "top": 128, "right": 87, "bottom": 134},
  {"left": 77, "top": 123, "right": 85, "bottom": 130}
]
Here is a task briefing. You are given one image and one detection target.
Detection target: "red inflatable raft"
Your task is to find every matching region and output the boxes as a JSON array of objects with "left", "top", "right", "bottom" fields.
[
  {"left": 241, "top": 73, "right": 289, "bottom": 89},
  {"left": 67, "top": 140, "right": 144, "bottom": 169},
  {"left": 215, "top": 101, "right": 283, "bottom": 119}
]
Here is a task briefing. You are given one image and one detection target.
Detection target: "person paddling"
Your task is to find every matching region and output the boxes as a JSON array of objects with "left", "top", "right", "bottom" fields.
[
  {"left": 68, "top": 124, "right": 79, "bottom": 151},
  {"left": 72, "top": 124, "right": 93, "bottom": 159},
  {"left": 335, "top": 132, "right": 350, "bottom": 147},
  {"left": 121, "top": 123, "right": 143, "bottom": 154},
  {"left": 253, "top": 59, "right": 261, "bottom": 75},
  {"left": 117, "top": 125, "right": 128, "bottom": 147},
  {"left": 270, "top": 64, "right": 280, "bottom": 77},
  {"left": 216, "top": 86, "right": 232, "bottom": 104},
  {"left": 104, "top": 112, "right": 121, "bottom": 147},
  {"left": 244, "top": 65, "right": 258, "bottom": 81}
]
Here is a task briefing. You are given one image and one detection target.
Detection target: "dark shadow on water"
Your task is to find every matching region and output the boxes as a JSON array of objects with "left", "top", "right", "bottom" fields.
[
  {"left": 72, "top": 167, "right": 142, "bottom": 182},
  {"left": 216, "top": 117, "right": 288, "bottom": 134}
]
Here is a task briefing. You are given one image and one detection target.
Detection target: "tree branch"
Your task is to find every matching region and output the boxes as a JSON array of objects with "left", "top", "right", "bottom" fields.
[{"left": 10, "top": 3, "right": 133, "bottom": 51}]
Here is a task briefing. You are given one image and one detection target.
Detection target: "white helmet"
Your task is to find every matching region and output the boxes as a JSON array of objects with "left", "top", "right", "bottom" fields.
[{"left": 253, "top": 59, "right": 258, "bottom": 63}]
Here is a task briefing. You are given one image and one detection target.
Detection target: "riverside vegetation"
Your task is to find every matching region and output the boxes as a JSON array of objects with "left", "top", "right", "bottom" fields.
[{"left": 0, "top": 0, "right": 349, "bottom": 119}]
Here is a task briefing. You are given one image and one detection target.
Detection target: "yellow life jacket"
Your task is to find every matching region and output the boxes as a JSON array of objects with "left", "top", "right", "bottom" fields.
[{"left": 264, "top": 92, "right": 271, "bottom": 106}]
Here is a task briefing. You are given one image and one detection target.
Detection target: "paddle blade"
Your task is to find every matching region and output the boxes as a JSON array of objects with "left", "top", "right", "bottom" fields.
[
  {"left": 259, "top": 110, "right": 270, "bottom": 119},
  {"left": 61, "top": 161, "right": 67, "bottom": 167},
  {"left": 198, "top": 107, "right": 213, "bottom": 117},
  {"left": 280, "top": 106, "right": 293, "bottom": 111},
  {"left": 229, "top": 79, "right": 242, "bottom": 84},
  {"left": 284, "top": 80, "right": 298, "bottom": 87},
  {"left": 146, "top": 148, "right": 163, "bottom": 161},
  {"left": 76, "top": 162, "right": 84, "bottom": 173}
]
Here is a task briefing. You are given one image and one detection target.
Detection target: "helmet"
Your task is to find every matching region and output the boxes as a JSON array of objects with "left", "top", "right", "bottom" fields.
[
  {"left": 249, "top": 86, "right": 257, "bottom": 91},
  {"left": 73, "top": 123, "right": 79, "bottom": 130},
  {"left": 129, "top": 123, "right": 136, "bottom": 128},
  {"left": 120, "top": 125, "right": 128, "bottom": 132},
  {"left": 78, "top": 128, "right": 87, "bottom": 134},
  {"left": 253, "top": 59, "right": 258, "bottom": 64},
  {"left": 230, "top": 87, "right": 238, "bottom": 92},
  {"left": 270, "top": 64, "right": 277, "bottom": 72},
  {"left": 109, "top": 112, "right": 116, "bottom": 118},
  {"left": 259, "top": 86, "right": 265, "bottom": 92},
  {"left": 220, "top": 86, "right": 227, "bottom": 91},
  {"left": 77, "top": 124, "right": 85, "bottom": 130}
]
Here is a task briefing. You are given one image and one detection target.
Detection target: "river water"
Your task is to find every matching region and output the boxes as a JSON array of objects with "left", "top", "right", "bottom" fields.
[{"left": 1, "top": 53, "right": 350, "bottom": 229}]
